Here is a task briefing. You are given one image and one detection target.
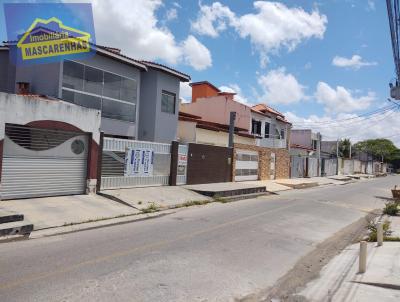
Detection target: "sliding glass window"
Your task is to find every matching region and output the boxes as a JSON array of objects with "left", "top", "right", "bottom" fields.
[{"left": 62, "top": 60, "right": 137, "bottom": 122}]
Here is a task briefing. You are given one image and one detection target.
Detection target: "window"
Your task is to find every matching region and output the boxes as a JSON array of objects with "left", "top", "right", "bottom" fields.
[
  {"left": 161, "top": 91, "right": 176, "bottom": 114},
  {"left": 251, "top": 119, "right": 262, "bottom": 136},
  {"left": 312, "top": 140, "right": 318, "bottom": 150},
  {"left": 62, "top": 60, "right": 137, "bottom": 122},
  {"left": 280, "top": 128, "right": 285, "bottom": 139},
  {"left": 84, "top": 66, "right": 103, "bottom": 95},
  {"left": 62, "top": 60, "right": 84, "bottom": 90},
  {"left": 265, "top": 122, "right": 270, "bottom": 138}
]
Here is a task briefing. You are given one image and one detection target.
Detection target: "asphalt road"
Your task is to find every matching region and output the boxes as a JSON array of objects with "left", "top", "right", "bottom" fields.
[{"left": 0, "top": 176, "right": 398, "bottom": 302}]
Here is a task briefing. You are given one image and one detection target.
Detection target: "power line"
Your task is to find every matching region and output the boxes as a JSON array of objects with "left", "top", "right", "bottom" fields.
[
  {"left": 292, "top": 106, "right": 398, "bottom": 129},
  {"left": 292, "top": 104, "right": 397, "bottom": 127}
]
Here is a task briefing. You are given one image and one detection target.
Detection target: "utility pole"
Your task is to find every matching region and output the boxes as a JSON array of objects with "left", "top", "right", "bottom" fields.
[
  {"left": 349, "top": 142, "right": 352, "bottom": 159},
  {"left": 228, "top": 111, "right": 237, "bottom": 148},
  {"left": 336, "top": 139, "right": 339, "bottom": 158}
]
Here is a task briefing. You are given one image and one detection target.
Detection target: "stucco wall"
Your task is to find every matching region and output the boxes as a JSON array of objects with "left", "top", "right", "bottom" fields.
[
  {"left": 139, "top": 68, "right": 181, "bottom": 143},
  {"left": 196, "top": 128, "right": 255, "bottom": 147},
  {"left": 0, "top": 93, "right": 101, "bottom": 143},
  {"left": 291, "top": 129, "right": 312, "bottom": 148},
  {"left": 181, "top": 96, "right": 251, "bottom": 131},
  {"left": 234, "top": 143, "right": 290, "bottom": 180},
  {"left": 177, "top": 120, "right": 197, "bottom": 143}
]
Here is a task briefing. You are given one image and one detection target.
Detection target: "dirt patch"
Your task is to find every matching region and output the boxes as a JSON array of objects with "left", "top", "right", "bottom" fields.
[{"left": 238, "top": 212, "right": 377, "bottom": 302}]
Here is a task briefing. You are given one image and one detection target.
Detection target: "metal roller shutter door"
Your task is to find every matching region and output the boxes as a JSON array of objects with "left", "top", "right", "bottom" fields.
[{"left": 1, "top": 124, "right": 88, "bottom": 200}]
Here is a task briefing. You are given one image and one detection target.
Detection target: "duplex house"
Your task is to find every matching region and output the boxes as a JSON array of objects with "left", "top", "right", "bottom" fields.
[
  {"left": 179, "top": 81, "right": 291, "bottom": 181},
  {"left": 0, "top": 43, "right": 190, "bottom": 199},
  {"left": 0, "top": 43, "right": 190, "bottom": 143}
]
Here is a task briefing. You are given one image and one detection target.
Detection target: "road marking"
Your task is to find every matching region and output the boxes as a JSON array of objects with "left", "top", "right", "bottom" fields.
[{"left": 0, "top": 202, "right": 299, "bottom": 291}]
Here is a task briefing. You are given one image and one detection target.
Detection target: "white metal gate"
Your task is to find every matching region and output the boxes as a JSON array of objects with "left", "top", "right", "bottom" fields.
[
  {"left": 235, "top": 150, "right": 259, "bottom": 181},
  {"left": 1, "top": 124, "right": 88, "bottom": 200},
  {"left": 101, "top": 138, "right": 171, "bottom": 189}
]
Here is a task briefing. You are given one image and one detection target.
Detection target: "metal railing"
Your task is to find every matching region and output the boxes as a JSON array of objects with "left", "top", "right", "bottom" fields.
[{"left": 100, "top": 137, "right": 171, "bottom": 190}]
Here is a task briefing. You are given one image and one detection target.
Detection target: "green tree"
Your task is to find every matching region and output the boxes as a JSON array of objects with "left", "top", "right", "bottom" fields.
[
  {"left": 353, "top": 139, "right": 399, "bottom": 162},
  {"left": 338, "top": 138, "right": 352, "bottom": 158}
]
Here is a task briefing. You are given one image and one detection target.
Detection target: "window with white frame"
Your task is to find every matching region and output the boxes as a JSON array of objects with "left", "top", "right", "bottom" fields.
[
  {"left": 161, "top": 91, "right": 176, "bottom": 114},
  {"left": 280, "top": 128, "right": 285, "bottom": 139},
  {"left": 62, "top": 60, "right": 137, "bottom": 122}
]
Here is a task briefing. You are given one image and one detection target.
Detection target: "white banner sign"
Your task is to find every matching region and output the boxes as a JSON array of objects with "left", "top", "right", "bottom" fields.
[{"left": 124, "top": 148, "right": 154, "bottom": 177}]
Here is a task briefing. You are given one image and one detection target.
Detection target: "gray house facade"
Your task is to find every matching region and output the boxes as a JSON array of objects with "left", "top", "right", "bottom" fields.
[{"left": 0, "top": 44, "right": 190, "bottom": 143}]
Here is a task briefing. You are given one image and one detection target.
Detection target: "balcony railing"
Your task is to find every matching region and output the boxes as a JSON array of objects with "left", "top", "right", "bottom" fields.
[{"left": 257, "top": 137, "right": 287, "bottom": 149}]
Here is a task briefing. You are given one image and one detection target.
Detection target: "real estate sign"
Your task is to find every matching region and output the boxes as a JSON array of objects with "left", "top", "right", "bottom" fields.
[{"left": 124, "top": 148, "right": 154, "bottom": 177}]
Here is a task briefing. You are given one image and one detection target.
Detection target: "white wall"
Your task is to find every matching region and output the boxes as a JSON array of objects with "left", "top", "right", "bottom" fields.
[{"left": 0, "top": 93, "right": 101, "bottom": 143}]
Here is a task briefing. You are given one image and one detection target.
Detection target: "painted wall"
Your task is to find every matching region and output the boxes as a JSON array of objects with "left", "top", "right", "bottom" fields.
[
  {"left": 181, "top": 96, "right": 252, "bottom": 131},
  {"left": 195, "top": 128, "right": 255, "bottom": 147},
  {"left": 291, "top": 129, "right": 312, "bottom": 147},
  {"left": 0, "top": 93, "right": 101, "bottom": 143},
  {"left": 177, "top": 120, "right": 197, "bottom": 143},
  {"left": 0, "top": 49, "right": 16, "bottom": 93},
  {"left": 139, "top": 68, "right": 181, "bottom": 143}
]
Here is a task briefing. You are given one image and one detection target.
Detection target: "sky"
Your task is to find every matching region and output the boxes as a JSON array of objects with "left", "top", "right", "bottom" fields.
[{"left": 1, "top": 0, "right": 399, "bottom": 145}]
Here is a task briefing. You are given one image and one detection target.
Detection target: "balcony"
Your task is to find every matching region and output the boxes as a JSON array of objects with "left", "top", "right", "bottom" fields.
[{"left": 256, "top": 137, "right": 287, "bottom": 149}]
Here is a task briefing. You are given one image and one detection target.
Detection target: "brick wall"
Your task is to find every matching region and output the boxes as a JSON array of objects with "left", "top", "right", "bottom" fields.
[{"left": 233, "top": 143, "right": 290, "bottom": 180}]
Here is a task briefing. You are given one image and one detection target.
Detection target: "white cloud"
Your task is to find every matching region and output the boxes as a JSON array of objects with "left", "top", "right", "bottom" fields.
[
  {"left": 286, "top": 109, "right": 400, "bottom": 146},
  {"left": 257, "top": 68, "right": 307, "bottom": 105},
  {"left": 332, "top": 55, "right": 377, "bottom": 70},
  {"left": 192, "top": 1, "right": 327, "bottom": 66},
  {"left": 191, "top": 2, "right": 236, "bottom": 38},
  {"left": 181, "top": 35, "right": 212, "bottom": 71},
  {"left": 219, "top": 84, "right": 249, "bottom": 104},
  {"left": 315, "top": 82, "right": 375, "bottom": 113},
  {"left": 179, "top": 82, "right": 192, "bottom": 103},
  {"left": 166, "top": 8, "right": 178, "bottom": 21},
  {"left": 91, "top": 0, "right": 212, "bottom": 70}
]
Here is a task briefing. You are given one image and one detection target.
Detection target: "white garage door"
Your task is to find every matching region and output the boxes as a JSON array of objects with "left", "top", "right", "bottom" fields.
[
  {"left": 235, "top": 150, "right": 259, "bottom": 181},
  {"left": 1, "top": 124, "right": 88, "bottom": 200}
]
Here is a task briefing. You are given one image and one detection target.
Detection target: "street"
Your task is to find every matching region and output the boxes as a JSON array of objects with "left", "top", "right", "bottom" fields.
[{"left": 0, "top": 176, "right": 398, "bottom": 302}]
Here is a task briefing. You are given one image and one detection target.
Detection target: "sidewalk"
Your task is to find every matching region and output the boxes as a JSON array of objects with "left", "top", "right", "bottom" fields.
[
  {"left": 0, "top": 194, "right": 139, "bottom": 230},
  {"left": 299, "top": 219, "right": 400, "bottom": 301}
]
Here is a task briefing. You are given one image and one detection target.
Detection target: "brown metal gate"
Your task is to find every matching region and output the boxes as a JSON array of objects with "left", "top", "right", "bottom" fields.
[{"left": 186, "top": 143, "right": 233, "bottom": 185}]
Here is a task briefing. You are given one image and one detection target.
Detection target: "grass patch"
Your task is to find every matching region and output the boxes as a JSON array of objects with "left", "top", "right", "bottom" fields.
[
  {"left": 176, "top": 200, "right": 211, "bottom": 208},
  {"left": 141, "top": 202, "right": 160, "bottom": 214},
  {"left": 367, "top": 219, "right": 393, "bottom": 242},
  {"left": 383, "top": 202, "right": 399, "bottom": 216}
]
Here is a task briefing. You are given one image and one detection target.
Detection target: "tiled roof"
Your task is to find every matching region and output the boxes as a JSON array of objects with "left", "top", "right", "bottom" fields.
[
  {"left": 189, "top": 81, "right": 220, "bottom": 92},
  {"left": 3, "top": 40, "right": 190, "bottom": 81},
  {"left": 141, "top": 61, "right": 191, "bottom": 81}
]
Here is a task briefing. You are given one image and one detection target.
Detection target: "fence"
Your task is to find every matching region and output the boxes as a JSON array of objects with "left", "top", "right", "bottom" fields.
[
  {"left": 308, "top": 158, "right": 319, "bottom": 177},
  {"left": 322, "top": 158, "right": 337, "bottom": 176},
  {"left": 100, "top": 137, "right": 172, "bottom": 190},
  {"left": 290, "top": 156, "right": 305, "bottom": 178}
]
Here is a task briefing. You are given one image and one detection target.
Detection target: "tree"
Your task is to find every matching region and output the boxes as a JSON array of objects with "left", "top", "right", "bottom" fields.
[
  {"left": 338, "top": 138, "right": 352, "bottom": 158},
  {"left": 353, "top": 139, "right": 399, "bottom": 162}
]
